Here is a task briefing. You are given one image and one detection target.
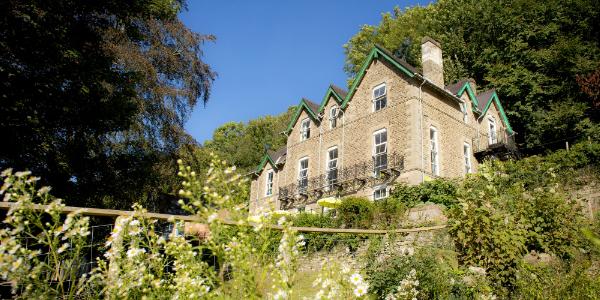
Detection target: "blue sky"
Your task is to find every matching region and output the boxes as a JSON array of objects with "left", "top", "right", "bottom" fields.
[{"left": 180, "top": 0, "right": 431, "bottom": 143}]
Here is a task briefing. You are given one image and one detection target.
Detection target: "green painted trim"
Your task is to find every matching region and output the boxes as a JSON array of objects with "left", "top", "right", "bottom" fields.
[
  {"left": 285, "top": 98, "right": 320, "bottom": 134},
  {"left": 255, "top": 154, "right": 278, "bottom": 174},
  {"left": 479, "top": 92, "right": 514, "bottom": 134},
  {"left": 341, "top": 46, "right": 415, "bottom": 109},
  {"left": 456, "top": 82, "right": 481, "bottom": 114},
  {"left": 317, "top": 86, "right": 344, "bottom": 114}
]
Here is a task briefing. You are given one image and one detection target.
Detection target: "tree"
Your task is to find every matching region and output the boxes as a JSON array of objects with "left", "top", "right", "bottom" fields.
[
  {"left": 344, "top": 0, "right": 600, "bottom": 151},
  {"left": 0, "top": 0, "right": 215, "bottom": 209},
  {"left": 202, "top": 107, "right": 295, "bottom": 174}
]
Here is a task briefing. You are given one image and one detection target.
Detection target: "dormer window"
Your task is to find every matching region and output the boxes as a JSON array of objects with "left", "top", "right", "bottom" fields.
[
  {"left": 300, "top": 118, "right": 310, "bottom": 141},
  {"left": 373, "top": 83, "right": 387, "bottom": 111},
  {"left": 329, "top": 106, "right": 338, "bottom": 129}
]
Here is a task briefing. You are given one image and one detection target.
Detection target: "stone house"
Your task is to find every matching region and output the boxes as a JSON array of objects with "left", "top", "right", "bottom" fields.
[{"left": 249, "top": 37, "right": 515, "bottom": 214}]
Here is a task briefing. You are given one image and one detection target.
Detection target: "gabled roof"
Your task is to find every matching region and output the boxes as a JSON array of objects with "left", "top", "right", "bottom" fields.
[
  {"left": 340, "top": 44, "right": 462, "bottom": 110},
  {"left": 331, "top": 84, "right": 348, "bottom": 99},
  {"left": 445, "top": 78, "right": 471, "bottom": 96},
  {"left": 317, "top": 84, "right": 347, "bottom": 114},
  {"left": 341, "top": 44, "right": 418, "bottom": 109},
  {"left": 254, "top": 146, "right": 287, "bottom": 174},
  {"left": 453, "top": 79, "right": 481, "bottom": 113},
  {"left": 284, "top": 98, "right": 320, "bottom": 134},
  {"left": 477, "top": 89, "right": 514, "bottom": 134},
  {"left": 268, "top": 146, "right": 287, "bottom": 165},
  {"left": 476, "top": 89, "right": 496, "bottom": 112},
  {"left": 446, "top": 79, "right": 514, "bottom": 134}
]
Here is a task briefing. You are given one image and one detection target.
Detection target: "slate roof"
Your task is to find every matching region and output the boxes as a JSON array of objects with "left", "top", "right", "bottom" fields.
[
  {"left": 303, "top": 98, "right": 320, "bottom": 114},
  {"left": 476, "top": 89, "right": 496, "bottom": 112},
  {"left": 268, "top": 146, "right": 287, "bottom": 165},
  {"left": 330, "top": 84, "right": 348, "bottom": 99},
  {"left": 374, "top": 44, "right": 419, "bottom": 74},
  {"left": 445, "top": 78, "right": 471, "bottom": 96}
]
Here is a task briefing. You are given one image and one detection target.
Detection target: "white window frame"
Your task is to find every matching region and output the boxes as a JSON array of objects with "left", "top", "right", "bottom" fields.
[
  {"left": 464, "top": 143, "right": 472, "bottom": 174},
  {"left": 372, "top": 83, "right": 387, "bottom": 112},
  {"left": 329, "top": 106, "right": 338, "bottom": 129},
  {"left": 460, "top": 102, "right": 468, "bottom": 123},
  {"left": 300, "top": 118, "right": 310, "bottom": 141},
  {"left": 488, "top": 116, "right": 497, "bottom": 144},
  {"left": 373, "top": 129, "right": 388, "bottom": 175},
  {"left": 373, "top": 185, "right": 388, "bottom": 200},
  {"left": 298, "top": 157, "right": 309, "bottom": 191},
  {"left": 265, "top": 170, "right": 274, "bottom": 196},
  {"left": 430, "top": 127, "right": 440, "bottom": 176},
  {"left": 326, "top": 147, "right": 338, "bottom": 186}
]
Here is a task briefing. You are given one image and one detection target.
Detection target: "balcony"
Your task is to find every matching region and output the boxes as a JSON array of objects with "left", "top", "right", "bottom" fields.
[
  {"left": 278, "top": 152, "right": 404, "bottom": 210},
  {"left": 472, "top": 130, "right": 518, "bottom": 161}
]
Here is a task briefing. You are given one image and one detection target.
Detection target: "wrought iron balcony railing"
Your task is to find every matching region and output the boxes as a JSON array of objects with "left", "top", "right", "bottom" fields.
[
  {"left": 472, "top": 130, "right": 516, "bottom": 153},
  {"left": 278, "top": 152, "right": 404, "bottom": 203}
]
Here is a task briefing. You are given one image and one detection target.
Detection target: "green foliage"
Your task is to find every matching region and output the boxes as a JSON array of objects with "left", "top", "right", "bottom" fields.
[
  {"left": 337, "top": 197, "right": 375, "bottom": 229},
  {"left": 372, "top": 197, "right": 409, "bottom": 229},
  {"left": 0, "top": 159, "right": 370, "bottom": 299},
  {"left": 292, "top": 212, "right": 339, "bottom": 252},
  {"left": 514, "top": 257, "right": 600, "bottom": 299},
  {"left": 203, "top": 107, "right": 295, "bottom": 174},
  {"left": 390, "top": 179, "right": 458, "bottom": 208},
  {"left": 447, "top": 145, "right": 593, "bottom": 294},
  {"left": 291, "top": 212, "right": 364, "bottom": 253},
  {"left": 365, "top": 247, "right": 493, "bottom": 299},
  {"left": 0, "top": 0, "right": 216, "bottom": 210},
  {"left": 344, "top": 0, "right": 600, "bottom": 150}
]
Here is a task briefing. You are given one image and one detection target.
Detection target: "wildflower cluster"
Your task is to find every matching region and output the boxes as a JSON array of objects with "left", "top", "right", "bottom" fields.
[
  {"left": 0, "top": 154, "right": 376, "bottom": 299},
  {"left": 311, "top": 260, "right": 369, "bottom": 299},
  {"left": 385, "top": 269, "right": 419, "bottom": 300},
  {"left": 0, "top": 169, "right": 91, "bottom": 298},
  {"left": 270, "top": 216, "right": 305, "bottom": 299}
]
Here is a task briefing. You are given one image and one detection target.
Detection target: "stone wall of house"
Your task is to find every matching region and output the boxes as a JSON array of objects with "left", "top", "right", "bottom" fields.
[
  {"left": 249, "top": 44, "right": 513, "bottom": 214},
  {"left": 251, "top": 164, "right": 280, "bottom": 214}
]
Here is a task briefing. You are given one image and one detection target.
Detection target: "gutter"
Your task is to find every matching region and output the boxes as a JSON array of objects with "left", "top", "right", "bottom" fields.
[{"left": 414, "top": 74, "right": 465, "bottom": 105}]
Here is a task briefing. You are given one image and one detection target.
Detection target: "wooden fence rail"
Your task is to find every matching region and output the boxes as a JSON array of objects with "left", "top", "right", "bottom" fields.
[{"left": 0, "top": 202, "right": 447, "bottom": 234}]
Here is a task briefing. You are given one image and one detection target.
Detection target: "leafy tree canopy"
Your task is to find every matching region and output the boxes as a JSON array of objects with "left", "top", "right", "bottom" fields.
[
  {"left": 344, "top": 0, "right": 600, "bottom": 151},
  {"left": 0, "top": 0, "right": 215, "bottom": 210},
  {"left": 201, "top": 107, "right": 295, "bottom": 174}
]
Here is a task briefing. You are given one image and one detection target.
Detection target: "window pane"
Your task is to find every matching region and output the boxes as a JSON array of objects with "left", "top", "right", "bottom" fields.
[{"left": 374, "top": 85, "right": 386, "bottom": 98}]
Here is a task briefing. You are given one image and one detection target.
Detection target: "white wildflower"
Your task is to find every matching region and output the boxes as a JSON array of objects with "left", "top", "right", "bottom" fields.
[
  {"left": 353, "top": 284, "right": 368, "bottom": 297},
  {"left": 207, "top": 213, "right": 218, "bottom": 223},
  {"left": 273, "top": 289, "right": 287, "bottom": 300},
  {"left": 57, "top": 243, "right": 70, "bottom": 254},
  {"left": 126, "top": 247, "right": 146, "bottom": 258},
  {"left": 277, "top": 216, "right": 287, "bottom": 225},
  {"left": 350, "top": 273, "right": 363, "bottom": 285}
]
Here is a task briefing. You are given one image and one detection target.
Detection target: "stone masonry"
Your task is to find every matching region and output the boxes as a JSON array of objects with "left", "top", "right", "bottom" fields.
[{"left": 249, "top": 37, "right": 515, "bottom": 214}]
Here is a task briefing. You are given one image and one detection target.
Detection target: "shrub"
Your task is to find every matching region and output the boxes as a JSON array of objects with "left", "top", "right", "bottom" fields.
[
  {"left": 515, "top": 256, "right": 600, "bottom": 299},
  {"left": 372, "top": 197, "right": 408, "bottom": 229},
  {"left": 365, "top": 247, "right": 492, "bottom": 299},
  {"left": 390, "top": 179, "right": 458, "bottom": 208},
  {"left": 291, "top": 212, "right": 339, "bottom": 252},
  {"left": 448, "top": 157, "right": 588, "bottom": 295},
  {"left": 337, "top": 197, "right": 374, "bottom": 229}
]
